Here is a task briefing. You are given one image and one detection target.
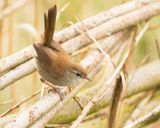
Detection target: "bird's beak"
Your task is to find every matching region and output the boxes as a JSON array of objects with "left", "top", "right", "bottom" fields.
[{"left": 84, "top": 76, "right": 91, "bottom": 81}]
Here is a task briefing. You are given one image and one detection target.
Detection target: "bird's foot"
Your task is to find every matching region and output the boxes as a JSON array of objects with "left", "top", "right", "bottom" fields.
[
  {"left": 40, "top": 78, "right": 64, "bottom": 101},
  {"left": 68, "top": 86, "right": 83, "bottom": 110},
  {"left": 73, "top": 96, "right": 83, "bottom": 110},
  {"left": 48, "top": 88, "right": 64, "bottom": 101}
]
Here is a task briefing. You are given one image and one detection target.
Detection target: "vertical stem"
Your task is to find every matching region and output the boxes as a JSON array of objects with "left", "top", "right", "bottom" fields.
[
  {"left": 7, "top": 0, "right": 16, "bottom": 104},
  {"left": 32, "top": 0, "right": 40, "bottom": 92},
  {"left": 0, "top": 0, "right": 7, "bottom": 58}
]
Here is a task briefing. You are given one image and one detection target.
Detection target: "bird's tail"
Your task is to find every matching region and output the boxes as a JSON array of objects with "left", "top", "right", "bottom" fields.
[{"left": 43, "top": 5, "right": 57, "bottom": 46}]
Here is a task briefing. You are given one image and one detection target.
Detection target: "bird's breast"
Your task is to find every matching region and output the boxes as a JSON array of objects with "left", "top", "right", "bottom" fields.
[{"left": 34, "top": 59, "right": 78, "bottom": 86}]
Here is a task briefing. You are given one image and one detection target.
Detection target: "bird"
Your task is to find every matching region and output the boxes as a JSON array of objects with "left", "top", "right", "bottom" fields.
[{"left": 33, "top": 5, "right": 90, "bottom": 91}]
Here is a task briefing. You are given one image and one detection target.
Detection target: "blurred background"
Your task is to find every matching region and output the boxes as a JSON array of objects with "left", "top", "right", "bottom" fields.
[{"left": 0, "top": 0, "right": 160, "bottom": 127}]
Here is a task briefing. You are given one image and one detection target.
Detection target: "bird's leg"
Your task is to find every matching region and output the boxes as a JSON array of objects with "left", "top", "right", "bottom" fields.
[
  {"left": 68, "top": 86, "right": 83, "bottom": 110},
  {"left": 40, "top": 78, "right": 64, "bottom": 101}
]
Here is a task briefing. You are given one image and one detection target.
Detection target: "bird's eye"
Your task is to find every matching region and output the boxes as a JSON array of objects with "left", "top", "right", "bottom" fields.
[{"left": 76, "top": 73, "right": 81, "bottom": 77}]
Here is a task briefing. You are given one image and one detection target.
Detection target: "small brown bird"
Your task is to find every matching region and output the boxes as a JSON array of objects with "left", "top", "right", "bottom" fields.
[{"left": 33, "top": 5, "right": 90, "bottom": 88}]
